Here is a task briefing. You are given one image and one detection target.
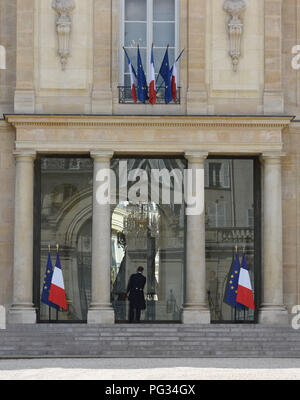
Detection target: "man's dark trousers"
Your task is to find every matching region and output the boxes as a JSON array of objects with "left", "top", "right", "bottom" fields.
[{"left": 129, "top": 305, "right": 141, "bottom": 322}]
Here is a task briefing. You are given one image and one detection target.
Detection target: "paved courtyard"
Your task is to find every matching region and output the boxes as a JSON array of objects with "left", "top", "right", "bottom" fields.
[{"left": 0, "top": 358, "right": 300, "bottom": 380}]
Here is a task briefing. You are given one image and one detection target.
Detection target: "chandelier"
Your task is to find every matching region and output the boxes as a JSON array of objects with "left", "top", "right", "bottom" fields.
[{"left": 123, "top": 202, "right": 160, "bottom": 238}]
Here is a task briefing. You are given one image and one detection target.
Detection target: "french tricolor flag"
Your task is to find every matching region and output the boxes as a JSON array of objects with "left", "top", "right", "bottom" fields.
[
  {"left": 171, "top": 62, "right": 177, "bottom": 102},
  {"left": 128, "top": 61, "right": 137, "bottom": 104},
  {"left": 48, "top": 251, "right": 67, "bottom": 310},
  {"left": 149, "top": 46, "right": 156, "bottom": 105},
  {"left": 236, "top": 252, "right": 255, "bottom": 310},
  {"left": 123, "top": 47, "right": 137, "bottom": 103}
]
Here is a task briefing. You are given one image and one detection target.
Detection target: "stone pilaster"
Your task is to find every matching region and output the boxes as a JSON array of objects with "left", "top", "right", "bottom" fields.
[
  {"left": 186, "top": 0, "right": 208, "bottom": 115},
  {"left": 91, "top": 0, "right": 113, "bottom": 114},
  {"left": 87, "top": 150, "right": 115, "bottom": 324},
  {"left": 259, "top": 153, "right": 288, "bottom": 324},
  {"left": 263, "top": 0, "right": 284, "bottom": 114},
  {"left": 9, "top": 150, "right": 36, "bottom": 324},
  {"left": 14, "top": 0, "right": 35, "bottom": 113},
  {"left": 182, "top": 151, "right": 210, "bottom": 324}
]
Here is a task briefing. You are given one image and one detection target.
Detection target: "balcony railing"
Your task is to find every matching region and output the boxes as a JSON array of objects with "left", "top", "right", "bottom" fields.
[
  {"left": 206, "top": 227, "right": 254, "bottom": 248},
  {"left": 118, "top": 86, "right": 181, "bottom": 105}
]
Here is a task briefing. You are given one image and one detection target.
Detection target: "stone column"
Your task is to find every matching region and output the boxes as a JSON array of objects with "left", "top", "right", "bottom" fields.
[
  {"left": 182, "top": 151, "right": 210, "bottom": 324},
  {"left": 87, "top": 150, "right": 115, "bottom": 324},
  {"left": 259, "top": 153, "right": 288, "bottom": 324},
  {"left": 9, "top": 150, "right": 36, "bottom": 324}
]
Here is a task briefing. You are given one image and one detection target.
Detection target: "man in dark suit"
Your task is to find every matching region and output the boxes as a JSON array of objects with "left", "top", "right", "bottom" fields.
[{"left": 126, "top": 266, "right": 146, "bottom": 323}]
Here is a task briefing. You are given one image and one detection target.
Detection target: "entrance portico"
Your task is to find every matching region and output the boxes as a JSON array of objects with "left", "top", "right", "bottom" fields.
[{"left": 5, "top": 114, "right": 292, "bottom": 325}]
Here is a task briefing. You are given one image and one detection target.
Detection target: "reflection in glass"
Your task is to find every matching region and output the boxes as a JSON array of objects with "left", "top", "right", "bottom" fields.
[
  {"left": 153, "top": 23, "right": 175, "bottom": 47},
  {"left": 39, "top": 157, "right": 93, "bottom": 321},
  {"left": 125, "top": 22, "right": 147, "bottom": 48},
  {"left": 125, "top": 0, "right": 147, "bottom": 21},
  {"left": 205, "top": 159, "right": 256, "bottom": 322},
  {"left": 153, "top": 0, "right": 175, "bottom": 21},
  {"left": 111, "top": 158, "right": 186, "bottom": 322},
  {"left": 38, "top": 156, "right": 257, "bottom": 324}
]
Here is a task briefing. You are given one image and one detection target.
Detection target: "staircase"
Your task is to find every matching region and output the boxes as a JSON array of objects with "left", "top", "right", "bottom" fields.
[{"left": 0, "top": 323, "right": 300, "bottom": 358}]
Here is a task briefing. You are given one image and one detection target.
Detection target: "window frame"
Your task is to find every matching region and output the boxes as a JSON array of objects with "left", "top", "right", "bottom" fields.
[
  {"left": 33, "top": 154, "right": 93, "bottom": 324},
  {"left": 119, "top": 0, "right": 180, "bottom": 88},
  {"left": 206, "top": 156, "right": 261, "bottom": 324}
]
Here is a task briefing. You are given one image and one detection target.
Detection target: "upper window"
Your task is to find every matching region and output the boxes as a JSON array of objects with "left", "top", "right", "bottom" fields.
[{"left": 119, "top": 0, "right": 180, "bottom": 102}]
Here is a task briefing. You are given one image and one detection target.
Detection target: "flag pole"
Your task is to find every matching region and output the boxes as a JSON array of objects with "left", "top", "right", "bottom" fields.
[
  {"left": 156, "top": 46, "right": 183, "bottom": 96},
  {"left": 156, "top": 44, "right": 169, "bottom": 85},
  {"left": 48, "top": 244, "right": 51, "bottom": 321},
  {"left": 234, "top": 244, "right": 237, "bottom": 321},
  {"left": 122, "top": 46, "right": 130, "bottom": 63},
  {"left": 175, "top": 48, "right": 185, "bottom": 63},
  {"left": 56, "top": 243, "right": 59, "bottom": 321}
]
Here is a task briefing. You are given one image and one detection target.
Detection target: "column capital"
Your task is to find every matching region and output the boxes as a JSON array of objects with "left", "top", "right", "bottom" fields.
[
  {"left": 90, "top": 150, "right": 114, "bottom": 162},
  {"left": 184, "top": 151, "right": 209, "bottom": 163},
  {"left": 13, "top": 150, "right": 36, "bottom": 161},
  {"left": 261, "top": 152, "right": 286, "bottom": 164}
]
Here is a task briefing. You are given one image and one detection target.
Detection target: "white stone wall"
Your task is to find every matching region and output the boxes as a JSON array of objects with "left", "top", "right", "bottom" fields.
[{"left": 206, "top": 0, "right": 264, "bottom": 113}]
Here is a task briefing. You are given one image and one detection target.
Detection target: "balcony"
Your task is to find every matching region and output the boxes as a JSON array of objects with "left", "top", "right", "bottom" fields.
[{"left": 118, "top": 86, "right": 181, "bottom": 104}]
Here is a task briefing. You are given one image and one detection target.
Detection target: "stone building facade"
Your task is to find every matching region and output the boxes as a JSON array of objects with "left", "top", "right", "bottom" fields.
[{"left": 0, "top": 0, "right": 299, "bottom": 326}]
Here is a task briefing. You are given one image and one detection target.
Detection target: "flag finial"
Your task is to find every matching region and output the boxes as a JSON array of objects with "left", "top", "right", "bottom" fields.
[{"left": 56, "top": 243, "right": 59, "bottom": 252}]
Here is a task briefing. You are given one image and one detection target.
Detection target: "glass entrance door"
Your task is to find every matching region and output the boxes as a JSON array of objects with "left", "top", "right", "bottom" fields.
[
  {"left": 110, "top": 158, "right": 186, "bottom": 322},
  {"left": 205, "top": 158, "right": 260, "bottom": 322}
]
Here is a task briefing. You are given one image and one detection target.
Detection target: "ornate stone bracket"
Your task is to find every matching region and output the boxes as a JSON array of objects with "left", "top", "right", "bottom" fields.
[
  {"left": 223, "top": 0, "right": 247, "bottom": 72},
  {"left": 52, "top": 0, "right": 75, "bottom": 71}
]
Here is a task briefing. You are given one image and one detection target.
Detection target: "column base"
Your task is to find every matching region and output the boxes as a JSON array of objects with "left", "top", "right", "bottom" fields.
[
  {"left": 258, "top": 305, "right": 289, "bottom": 325},
  {"left": 8, "top": 305, "right": 36, "bottom": 324},
  {"left": 87, "top": 305, "right": 115, "bottom": 324},
  {"left": 182, "top": 306, "right": 211, "bottom": 324}
]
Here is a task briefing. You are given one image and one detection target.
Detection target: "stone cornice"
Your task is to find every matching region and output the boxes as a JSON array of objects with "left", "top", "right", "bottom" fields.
[{"left": 4, "top": 114, "right": 294, "bottom": 130}]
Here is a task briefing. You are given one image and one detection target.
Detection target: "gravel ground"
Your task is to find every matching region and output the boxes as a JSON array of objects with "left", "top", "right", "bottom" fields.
[{"left": 0, "top": 358, "right": 300, "bottom": 380}]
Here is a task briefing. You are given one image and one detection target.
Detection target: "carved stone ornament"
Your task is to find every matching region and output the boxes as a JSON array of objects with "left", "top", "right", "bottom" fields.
[
  {"left": 223, "top": 0, "right": 247, "bottom": 72},
  {"left": 52, "top": 0, "right": 75, "bottom": 71}
]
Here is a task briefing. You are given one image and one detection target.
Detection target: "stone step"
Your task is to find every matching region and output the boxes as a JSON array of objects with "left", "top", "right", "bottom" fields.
[{"left": 1, "top": 324, "right": 299, "bottom": 358}]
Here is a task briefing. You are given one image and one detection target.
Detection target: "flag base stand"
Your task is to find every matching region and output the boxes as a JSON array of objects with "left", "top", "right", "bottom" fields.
[
  {"left": 8, "top": 305, "right": 36, "bottom": 324},
  {"left": 182, "top": 306, "right": 210, "bottom": 324},
  {"left": 258, "top": 305, "right": 289, "bottom": 325},
  {"left": 87, "top": 305, "right": 115, "bottom": 324}
]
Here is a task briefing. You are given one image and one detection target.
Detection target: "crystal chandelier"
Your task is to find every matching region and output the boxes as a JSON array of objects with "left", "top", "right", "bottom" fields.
[{"left": 123, "top": 202, "right": 160, "bottom": 238}]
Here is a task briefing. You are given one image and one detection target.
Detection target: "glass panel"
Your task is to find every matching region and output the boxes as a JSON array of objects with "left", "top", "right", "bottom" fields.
[
  {"left": 125, "top": 22, "right": 147, "bottom": 48},
  {"left": 124, "top": 74, "right": 131, "bottom": 87},
  {"left": 153, "top": 22, "right": 175, "bottom": 47},
  {"left": 205, "top": 159, "right": 255, "bottom": 322},
  {"left": 111, "top": 158, "right": 186, "bottom": 322},
  {"left": 39, "top": 157, "right": 93, "bottom": 321},
  {"left": 153, "top": 0, "right": 175, "bottom": 21},
  {"left": 125, "top": 0, "right": 147, "bottom": 21}
]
